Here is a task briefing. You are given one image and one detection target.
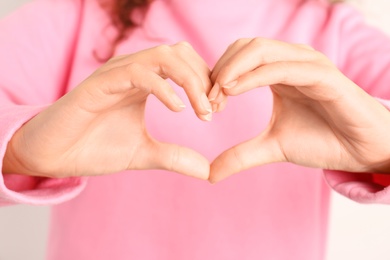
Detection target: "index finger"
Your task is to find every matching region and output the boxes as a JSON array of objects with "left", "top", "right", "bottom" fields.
[{"left": 213, "top": 38, "right": 317, "bottom": 87}]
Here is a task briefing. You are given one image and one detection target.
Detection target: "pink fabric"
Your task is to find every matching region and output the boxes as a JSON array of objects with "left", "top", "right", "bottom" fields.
[
  {"left": 0, "top": 105, "right": 87, "bottom": 205},
  {"left": 1, "top": 0, "right": 390, "bottom": 259},
  {"left": 323, "top": 99, "right": 390, "bottom": 204}
]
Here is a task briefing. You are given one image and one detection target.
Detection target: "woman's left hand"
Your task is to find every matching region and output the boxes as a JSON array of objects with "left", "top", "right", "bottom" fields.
[{"left": 208, "top": 38, "right": 390, "bottom": 183}]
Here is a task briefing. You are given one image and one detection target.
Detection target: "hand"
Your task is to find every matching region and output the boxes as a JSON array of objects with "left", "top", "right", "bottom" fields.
[
  {"left": 209, "top": 38, "right": 390, "bottom": 183},
  {"left": 4, "top": 42, "right": 213, "bottom": 179}
]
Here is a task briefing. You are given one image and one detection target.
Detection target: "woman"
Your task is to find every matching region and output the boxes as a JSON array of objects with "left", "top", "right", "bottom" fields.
[{"left": 1, "top": 0, "right": 390, "bottom": 259}]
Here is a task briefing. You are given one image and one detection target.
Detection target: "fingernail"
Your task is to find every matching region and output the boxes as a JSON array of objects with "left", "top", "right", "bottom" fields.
[
  {"left": 208, "top": 83, "right": 219, "bottom": 101},
  {"left": 204, "top": 112, "right": 212, "bottom": 121},
  {"left": 223, "top": 80, "right": 238, "bottom": 89},
  {"left": 201, "top": 93, "right": 212, "bottom": 113},
  {"left": 172, "top": 94, "right": 186, "bottom": 109}
]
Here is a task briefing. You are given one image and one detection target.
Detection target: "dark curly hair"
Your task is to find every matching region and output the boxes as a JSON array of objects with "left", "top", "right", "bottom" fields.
[{"left": 97, "top": 0, "right": 152, "bottom": 61}]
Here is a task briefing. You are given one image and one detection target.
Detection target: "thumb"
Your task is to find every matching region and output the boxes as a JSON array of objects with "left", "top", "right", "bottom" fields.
[
  {"left": 144, "top": 141, "right": 210, "bottom": 180},
  {"left": 209, "top": 134, "right": 283, "bottom": 183}
]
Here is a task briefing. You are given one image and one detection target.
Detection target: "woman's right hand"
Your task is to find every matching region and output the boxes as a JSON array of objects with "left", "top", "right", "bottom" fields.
[{"left": 3, "top": 42, "right": 212, "bottom": 180}]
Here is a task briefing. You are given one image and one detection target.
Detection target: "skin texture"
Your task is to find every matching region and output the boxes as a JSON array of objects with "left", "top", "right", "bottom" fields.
[
  {"left": 208, "top": 38, "right": 390, "bottom": 183},
  {"left": 3, "top": 42, "right": 212, "bottom": 180},
  {"left": 4, "top": 37, "right": 390, "bottom": 182}
]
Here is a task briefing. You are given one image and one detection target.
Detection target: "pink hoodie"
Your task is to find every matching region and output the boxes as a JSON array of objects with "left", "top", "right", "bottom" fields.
[{"left": 1, "top": 0, "right": 390, "bottom": 259}]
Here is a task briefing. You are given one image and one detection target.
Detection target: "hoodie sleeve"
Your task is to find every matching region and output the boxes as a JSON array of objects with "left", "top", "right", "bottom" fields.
[
  {"left": 323, "top": 5, "right": 390, "bottom": 204},
  {"left": 0, "top": 0, "right": 87, "bottom": 206}
]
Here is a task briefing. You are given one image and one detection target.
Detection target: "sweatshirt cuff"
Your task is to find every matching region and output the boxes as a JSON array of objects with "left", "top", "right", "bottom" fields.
[
  {"left": 0, "top": 105, "right": 86, "bottom": 206},
  {"left": 324, "top": 97, "right": 390, "bottom": 204},
  {"left": 324, "top": 170, "right": 390, "bottom": 204}
]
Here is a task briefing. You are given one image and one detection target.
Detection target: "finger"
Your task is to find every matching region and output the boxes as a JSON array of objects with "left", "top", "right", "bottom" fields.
[
  {"left": 171, "top": 42, "right": 214, "bottom": 120},
  {"left": 211, "top": 98, "right": 228, "bottom": 113},
  {"left": 221, "top": 61, "right": 340, "bottom": 101},
  {"left": 173, "top": 42, "right": 212, "bottom": 93},
  {"left": 216, "top": 98, "right": 228, "bottom": 112},
  {"left": 208, "top": 83, "right": 220, "bottom": 102},
  {"left": 154, "top": 46, "right": 213, "bottom": 120},
  {"left": 214, "top": 38, "right": 318, "bottom": 87},
  {"left": 82, "top": 63, "right": 186, "bottom": 113},
  {"left": 214, "top": 89, "right": 228, "bottom": 104},
  {"left": 209, "top": 133, "right": 283, "bottom": 183},
  {"left": 211, "top": 38, "right": 251, "bottom": 82},
  {"left": 212, "top": 103, "right": 218, "bottom": 113},
  {"left": 208, "top": 83, "right": 227, "bottom": 106},
  {"left": 109, "top": 43, "right": 212, "bottom": 95},
  {"left": 142, "top": 141, "right": 210, "bottom": 180},
  {"left": 119, "top": 63, "right": 189, "bottom": 111},
  {"left": 209, "top": 39, "right": 249, "bottom": 105},
  {"left": 106, "top": 45, "right": 213, "bottom": 120}
]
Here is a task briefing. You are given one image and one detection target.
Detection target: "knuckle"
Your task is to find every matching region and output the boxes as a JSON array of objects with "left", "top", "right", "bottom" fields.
[
  {"left": 237, "top": 37, "right": 252, "bottom": 45},
  {"left": 228, "top": 38, "right": 250, "bottom": 49},
  {"left": 233, "top": 38, "right": 244, "bottom": 46},
  {"left": 100, "top": 63, "right": 142, "bottom": 94},
  {"left": 250, "top": 37, "right": 267, "bottom": 47},
  {"left": 96, "top": 69, "right": 124, "bottom": 95},
  {"left": 310, "top": 50, "right": 334, "bottom": 67},
  {"left": 155, "top": 44, "right": 173, "bottom": 56},
  {"left": 174, "top": 41, "right": 193, "bottom": 49},
  {"left": 315, "top": 51, "right": 331, "bottom": 62},
  {"left": 296, "top": 43, "right": 315, "bottom": 51},
  {"left": 172, "top": 41, "right": 195, "bottom": 56},
  {"left": 227, "top": 39, "right": 240, "bottom": 50},
  {"left": 249, "top": 38, "right": 268, "bottom": 63}
]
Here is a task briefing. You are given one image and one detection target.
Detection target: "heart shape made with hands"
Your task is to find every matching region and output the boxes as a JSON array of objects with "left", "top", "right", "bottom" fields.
[
  {"left": 166, "top": 38, "right": 390, "bottom": 183},
  {"left": 5, "top": 38, "right": 388, "bottom": 182}
]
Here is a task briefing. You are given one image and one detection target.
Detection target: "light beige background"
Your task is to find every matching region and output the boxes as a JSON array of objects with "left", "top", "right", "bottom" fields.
[{"left": 1, "top": 1, "right": 390, "bottom": 259}]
